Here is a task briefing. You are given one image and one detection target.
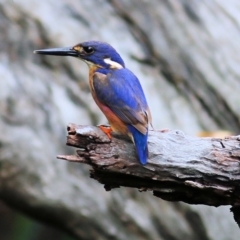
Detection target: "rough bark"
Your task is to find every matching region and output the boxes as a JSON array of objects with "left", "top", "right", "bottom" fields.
[
  {"left": 0, "top": 0, "right": 240, "bottom": 239},
  {"left": 59, "top": 124, "right": 240, "bottom": 226}
]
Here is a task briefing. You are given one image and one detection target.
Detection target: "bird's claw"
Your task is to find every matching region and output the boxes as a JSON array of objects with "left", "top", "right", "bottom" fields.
[{"left": 98, "top": 125, "right": 112, "bottom": 139}]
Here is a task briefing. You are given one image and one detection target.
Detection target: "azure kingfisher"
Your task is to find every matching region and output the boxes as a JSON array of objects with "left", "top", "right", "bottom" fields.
[{"left": 34, "top": 41, "right": 152, "bottom": 165}]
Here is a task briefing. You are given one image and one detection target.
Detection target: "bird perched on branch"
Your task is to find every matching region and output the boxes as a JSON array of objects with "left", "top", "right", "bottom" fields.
[{"left": 34, "top": 41, "right": 152, "bottom": 165}]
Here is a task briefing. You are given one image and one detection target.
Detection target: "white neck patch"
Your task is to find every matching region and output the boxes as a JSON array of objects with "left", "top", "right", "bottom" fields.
[{"left": 104, "top": 58, "right": 123, "bottom": 69}]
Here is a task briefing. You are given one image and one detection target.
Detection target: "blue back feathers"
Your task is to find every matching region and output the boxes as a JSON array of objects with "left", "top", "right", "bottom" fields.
[{"left": 93, "top": 68, "right": 149, "bottom": 127}]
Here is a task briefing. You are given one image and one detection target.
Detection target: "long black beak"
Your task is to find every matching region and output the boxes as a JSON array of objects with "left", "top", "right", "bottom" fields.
[{"left": 34, "top": 47, "right": 78, "bottom": 57}]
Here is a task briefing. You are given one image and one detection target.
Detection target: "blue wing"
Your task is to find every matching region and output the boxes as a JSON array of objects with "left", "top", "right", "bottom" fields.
[
  {"left": 93, "top": 68, "right": 151, "bottom": 165},
  {"left": 93, "top": 68, "right": 151, "bottom": 134}
]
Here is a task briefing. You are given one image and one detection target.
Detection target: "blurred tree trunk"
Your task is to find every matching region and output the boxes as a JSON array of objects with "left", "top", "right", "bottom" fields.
[{"left": 0, "top": 0, "right": 239, "bottom": 240}]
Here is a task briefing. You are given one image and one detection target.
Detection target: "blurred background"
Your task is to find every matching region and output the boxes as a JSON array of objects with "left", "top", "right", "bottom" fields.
[{"left": 0, "top": 0, "right": 240, "bottom": 239}]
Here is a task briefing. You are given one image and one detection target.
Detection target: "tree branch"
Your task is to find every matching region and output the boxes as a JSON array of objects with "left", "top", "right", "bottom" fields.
[{"left": 58, "top": 124, "right": 240, "bottom": 227}]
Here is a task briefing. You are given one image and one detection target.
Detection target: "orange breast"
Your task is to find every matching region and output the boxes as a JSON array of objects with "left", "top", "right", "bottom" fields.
[{"left": 88, "top": 67, "right": 128, "bottom": 135}]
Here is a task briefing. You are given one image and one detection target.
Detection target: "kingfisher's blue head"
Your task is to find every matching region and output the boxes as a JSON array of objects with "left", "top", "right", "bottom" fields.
[{"left": 34, "top": 41, "right": 125, "bottom": 72}]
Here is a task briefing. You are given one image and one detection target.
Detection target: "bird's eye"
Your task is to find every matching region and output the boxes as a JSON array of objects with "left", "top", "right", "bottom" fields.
[{"left": 83, "top": 46, "right": 94, "bottom": 54}]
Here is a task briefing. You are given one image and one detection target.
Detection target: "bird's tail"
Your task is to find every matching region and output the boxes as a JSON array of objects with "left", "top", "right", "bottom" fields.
[{"left": 127, "top": 125, "right": 148, "bottom": 165}]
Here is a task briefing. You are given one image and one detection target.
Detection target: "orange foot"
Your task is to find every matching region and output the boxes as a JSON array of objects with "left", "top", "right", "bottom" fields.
[{"left": 98, "top": 125, "right": 112, "bottom": 139}]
